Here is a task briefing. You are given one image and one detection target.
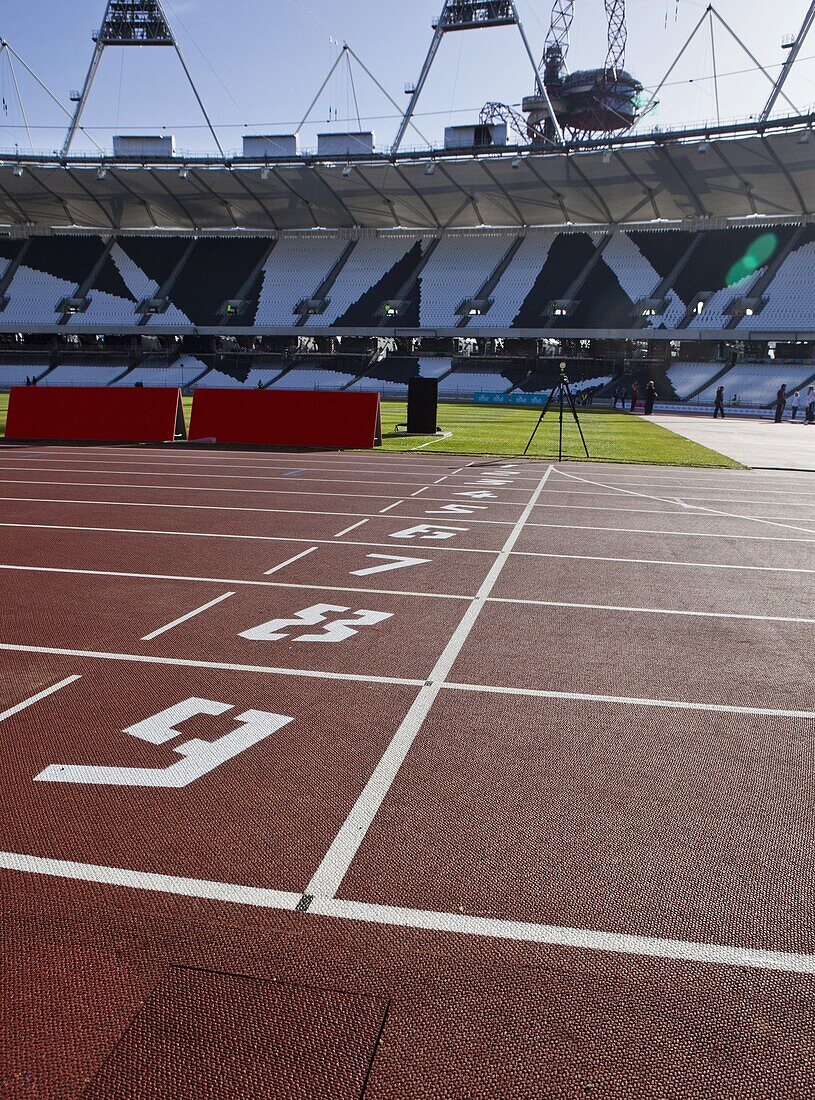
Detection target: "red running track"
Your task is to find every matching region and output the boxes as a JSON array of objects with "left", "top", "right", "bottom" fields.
[{"left": 1, "top": 445, "right": 815, "bottom": 1097}]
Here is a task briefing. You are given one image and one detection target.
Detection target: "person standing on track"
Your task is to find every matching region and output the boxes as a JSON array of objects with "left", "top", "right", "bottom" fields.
[
  {"left": 613, "top": 382, "right": 625, "bottom": 408},
  {"left": 774, "top": 383, "right": 787, "bottom": 423},
  {"left": 713, "top": 385, "right": 725, "bottom": 418},
  {"left": 806, "top": 385, "right": 815, "bottom": 424},
  {"left": 790, "top": 390, "right": 801, "bottom": 420},
  {"left": 643, "top": 380, "right": 657, "bottom": 415},
  {"left": 630, "top": 380, "right": 639, "bottom": 412}
]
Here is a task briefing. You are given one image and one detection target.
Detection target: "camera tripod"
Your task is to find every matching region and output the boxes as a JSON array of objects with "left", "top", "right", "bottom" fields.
[{"left": 523, "top": 364, "right": 591, "bottom": 460}]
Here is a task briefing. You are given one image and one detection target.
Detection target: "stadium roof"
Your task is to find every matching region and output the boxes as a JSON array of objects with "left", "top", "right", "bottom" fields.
[{"left": 1, "top": 126, "right": 815, "bottom": 232}]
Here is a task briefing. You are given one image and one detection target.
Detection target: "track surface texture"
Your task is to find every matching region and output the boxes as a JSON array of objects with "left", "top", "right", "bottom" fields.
[{"left": 2, "top": 444, "right": 815, "bottom": 1098}]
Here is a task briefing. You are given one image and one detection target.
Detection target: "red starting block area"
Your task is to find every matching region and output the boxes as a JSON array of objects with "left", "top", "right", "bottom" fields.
[
  {"left": 189, "top": 388, "right": 382, "bottom": 449},
  {"left": 4, "top": 386, "right": 185, "bottom": 444}
]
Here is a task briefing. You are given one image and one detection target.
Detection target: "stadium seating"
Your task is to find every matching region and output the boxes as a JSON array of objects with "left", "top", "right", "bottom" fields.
[
  {"left": 438, "top": 371, "right": 513, "bottom": 397},
  {"left": 666, "top": 362, "right": 724, "bottom": 398},
  {"left": 195, "top": 367, "right": 286, "bottom": 388},
  {"left": 254, "top": 236, "right": 347, "bottom": 326},
  {"left": 38, "top": 364, "right": 126, "bottom": 387},
  {"left": 3, "top": 225, "right": 815, "bottom": 339},
  {"left": 114, "top": 357, "right": 208, "bottom": 387},
  {"left": 306, "top": 236, "right": 421, "bottom": 327},
  {"left": 740, "top": 238, "right": 815, "bottom": 331},
  {"left": 479, "top": 231, "right": 557, "bottom": 327},
  {"left": 692, "top": 363, "right": 815, "bottom": 405},
  {"left": 418, "top": 234, "right": 513, "bottom": 328},
  {"left": 0, "top": 363, "right": 51, "bottom": 389},
  {"left": 271, "top": 367, "right": 357, "bottom": 390}
]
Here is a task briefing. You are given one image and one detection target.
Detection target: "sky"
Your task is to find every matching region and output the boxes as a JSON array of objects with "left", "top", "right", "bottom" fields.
[{"left": 1, "top": 0, "right": 814, "bottom": 155}]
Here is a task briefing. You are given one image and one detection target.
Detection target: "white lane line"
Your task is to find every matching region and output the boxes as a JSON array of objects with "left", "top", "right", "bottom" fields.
[
  {"left": 0, "top": 676, "right": 81, "bottom": 723},
  {"left": 0, "top": 477, "right": 524, "bottom": 508},
  {"left": 334, "top": 518, "right": 370, "bottom": 538},
  {"left": 0, "top": 641, "right": 810, "bottom": 720},
  {"left": 0, "top": 852, "right": 301, "bottom": 911},
  {"left": 4, "top": 851, "right": 814, "bottom": 976},
  {"left": 524, "top": 522, "right": 815, "bottom": 545},
  {"left": 0, "top": 452, "right": 473, "bottom": 477},
  {"left": 0, "top": 495, "right": 511, "bottom": 528},
  {"left": 487, "top": 597, "right": 815, "bottom": 626},
  {"left": 509, "top": 550, "right": 815, "bottom": 576},
  {"left": 555, "top": 469, "right": 815, "bottom": 537},
  {"left": 141, "top": 591, "right": 236, "bottom": 641},
  {"left": 0, "top": 465, "right": 497, "bottom": 492},
  {"left": 0, "top": 523, "right": 498, "bottom": 555},
  {"left": 0, "top": 644, "right": 426, "bottom": 689},
  {"left": 0, "top": 563, "right": 470, "bottom": 602},
  {"left": 304, "top": 464, "right": 555, "bottom": 902},
  {"left": 264, "top": 546, "right": 318, "bottom": 575},
  {"left": 442, "top": 682, "right": 815, "bottom": 720},
  {"left": 379, "top": 501, "right": 404, "bottom": 514},
  {"left": 314, "top": 899, "right": 815, "bottom": 977}
]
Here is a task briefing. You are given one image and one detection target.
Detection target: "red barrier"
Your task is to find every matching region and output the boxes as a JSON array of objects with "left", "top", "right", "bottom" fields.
[
  {"left": 189, "top": 389, "right": 382, "bottom": 449},
  {"left": 4, "top": 386, "right": 186, "bottom": 444}
]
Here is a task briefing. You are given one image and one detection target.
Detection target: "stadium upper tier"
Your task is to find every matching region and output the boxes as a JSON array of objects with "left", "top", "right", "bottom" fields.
[
  {"left": 3, "top": 221, "right": 815, "bottom": 338},
  {"left": 1, "top": 126, "right": 815, "bottom": 232}
]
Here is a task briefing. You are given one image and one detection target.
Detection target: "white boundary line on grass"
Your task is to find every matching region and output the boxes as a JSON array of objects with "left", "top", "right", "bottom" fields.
[{"left": 2, "top": 850, "right": 814, "bottom": 976}]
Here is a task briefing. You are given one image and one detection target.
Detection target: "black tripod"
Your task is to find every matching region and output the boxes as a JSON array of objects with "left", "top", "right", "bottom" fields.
[{"left": 523, "top": 364, "right": 590, "bottom": 460}]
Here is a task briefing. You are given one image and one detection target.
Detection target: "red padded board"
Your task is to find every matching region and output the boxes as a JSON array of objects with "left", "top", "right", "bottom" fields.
[
  {"left": 189, "top": 388, "right": 381, "bottom": 449},
  {"left": 4, "top": 386, "right": 185, "bottom": 443}
]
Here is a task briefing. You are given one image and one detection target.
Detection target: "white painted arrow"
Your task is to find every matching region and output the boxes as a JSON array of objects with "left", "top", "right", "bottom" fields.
[
  {"left": 350, "top": 554, "right": 431, "bottom": 577},
  {"left": 455, "top": 491, "right": 496, "bottom": 500}
]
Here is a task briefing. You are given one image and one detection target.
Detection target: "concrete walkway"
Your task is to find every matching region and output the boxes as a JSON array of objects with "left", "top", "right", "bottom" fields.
[{"left": 650, "top": 413, "right": 815, "bottom": 471}]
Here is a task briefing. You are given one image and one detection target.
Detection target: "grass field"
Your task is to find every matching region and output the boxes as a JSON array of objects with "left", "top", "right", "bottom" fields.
[{"left": 0, "top": 393, "right": 739, "bottom": 468}]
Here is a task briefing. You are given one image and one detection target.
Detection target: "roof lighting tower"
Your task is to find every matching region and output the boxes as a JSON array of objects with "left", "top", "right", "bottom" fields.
[{"left": 62, "top": 0, "right": 223, "bottom": 156}]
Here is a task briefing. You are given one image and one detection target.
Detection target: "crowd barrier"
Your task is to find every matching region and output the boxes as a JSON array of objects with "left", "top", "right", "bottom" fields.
[
  {"left": 4, "top": 386, "right": 186, "bottom": 443},
  {"left": 189, "top": 389, "right": 382, "bottom": 449}
]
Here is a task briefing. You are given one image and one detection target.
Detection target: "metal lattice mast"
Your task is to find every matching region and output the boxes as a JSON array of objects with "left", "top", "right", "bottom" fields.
[
  {"left": 543, "top": 0, "right": 574, "bottom": 78},
  {"left": 62, "top": 0, "right": 224, "bottom": 157},
  {"left": 392, "top": 1, "right": 562, "bottom": 153},
  {"left": 760, "top": 0, "right": 815, "bottom": 123},
  {"left": 604, "top": 0, "right": 627, "bottom": 77}
]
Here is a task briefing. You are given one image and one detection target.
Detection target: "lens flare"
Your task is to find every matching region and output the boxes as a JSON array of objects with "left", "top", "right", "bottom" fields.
[{"left": 726, "top": 232, "right": 778, "bottom": 287}]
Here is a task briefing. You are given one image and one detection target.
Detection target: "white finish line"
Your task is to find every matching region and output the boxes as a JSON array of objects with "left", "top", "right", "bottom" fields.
[
  {"left": 304, "top": 464, "right": 554, "bottom": 901},
  {"left": 2, "top": 850, "right": 814, "bottom": 976}
]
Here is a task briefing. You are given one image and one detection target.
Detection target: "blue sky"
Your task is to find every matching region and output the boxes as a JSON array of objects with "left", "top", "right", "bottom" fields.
[{"left": 1, "top": 0, "right": 814, "bottom": 154}]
